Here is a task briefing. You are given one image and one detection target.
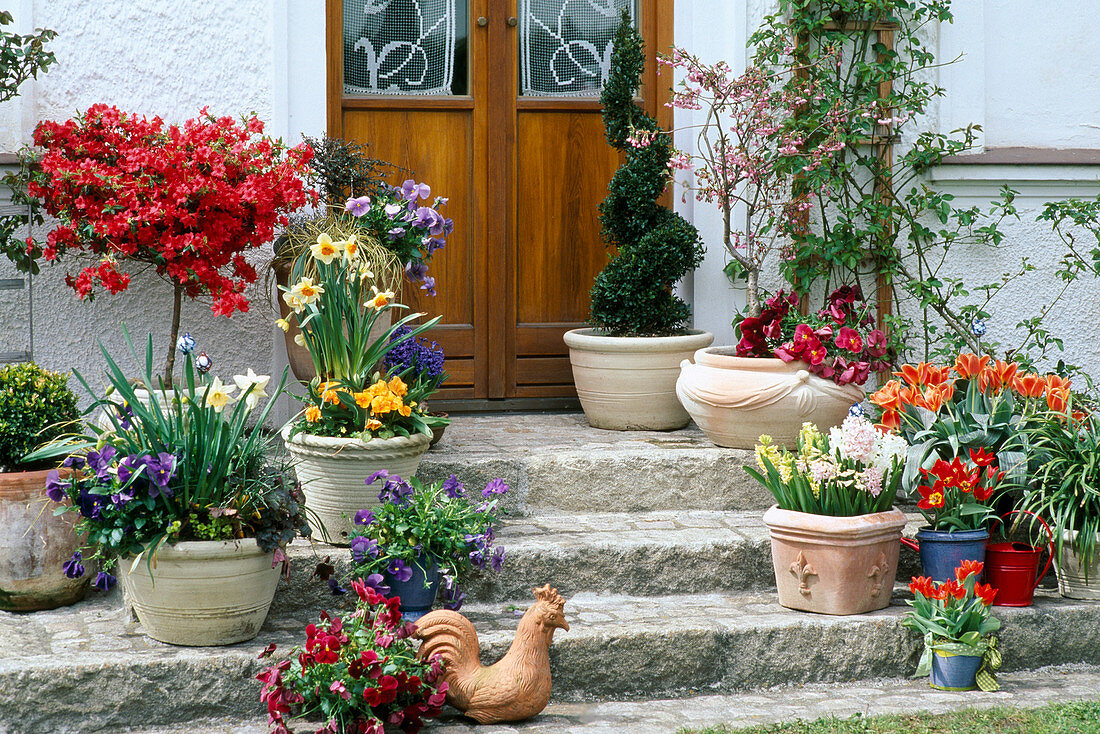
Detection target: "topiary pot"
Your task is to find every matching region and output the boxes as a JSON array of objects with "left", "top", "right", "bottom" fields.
[{"left": 564, "top": 329, "right": 714, "bottom": 431}]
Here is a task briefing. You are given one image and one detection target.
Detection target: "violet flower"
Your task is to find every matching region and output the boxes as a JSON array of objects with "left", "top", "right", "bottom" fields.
[
  {"left": 62, "top": 551, "right": 85, "bottom": 579},
  {"left": 45, "top": 470, "right": 66, "bottom": 503},
  {"left": 85, "top": 446, "right": 117, "bottom": 480},
  {"left": 442, "top": 475, "right": 465, "bottom": 498},
  {"left": 365, "top": 470, "right": 389, "bottom": 486},
  {"left": 350, "top": 536, "right": 379, "bottom": 564},
  {"left": 481, "top": 478, "right": 509, "bottom": 498},
  {"left": 92, "top": 571, "right": 116, "bottom": 591},
  {"left": 388, "top": 559, "right": 413, "bottom": 583},
  {"left": 363, "top": 573, "right": 390, "bottom": 596},
  {"left": 354, "top": 508, "right": 376, "bottom": 526},
  {"left": 490, "top": 546, "right": 506, "bottom": 572},
  {"left": 441, "top": 580, "right": 466, "bottom": 611},
  {"left": 345, "top": 195, "right": 372, "bottom": 217}
]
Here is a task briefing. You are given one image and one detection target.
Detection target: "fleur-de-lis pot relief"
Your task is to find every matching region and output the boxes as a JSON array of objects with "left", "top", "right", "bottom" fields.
[
  {"left": 789, "top": 551, "right": 817, "bottom": 597},
  {"left": 868, "top": 551, "right": 890, "bottom": 597}
]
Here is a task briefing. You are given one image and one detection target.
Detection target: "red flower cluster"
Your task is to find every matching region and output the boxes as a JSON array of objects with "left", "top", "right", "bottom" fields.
[
  {"left": 735, "top": 286, "right": 889, "bottom": 386},
  {"left": 916, "top": 449, "right": 1004, "bottom": 511},
  {"left": 24, "top": 104, "right": 315, "bottom": 316},
  {"left": 909, "top": 561, "right": 997, "bottom": 606},
  {"left": 257, "top": 579, "right": 447, "bottom": 734}
]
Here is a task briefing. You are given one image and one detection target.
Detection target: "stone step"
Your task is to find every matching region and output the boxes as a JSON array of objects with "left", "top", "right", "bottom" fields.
[
  {"left": 414, "top": 413, "right": 770, "bottom": 514},
  {"left": 4, "top": 588, "right": 1098, "bottom": 733},
  {"left": 275, "top": 511, "right": 925, "bottom": 614},
  {"left": 117, "top": 664, "right": 1100, "bottom": 734}
]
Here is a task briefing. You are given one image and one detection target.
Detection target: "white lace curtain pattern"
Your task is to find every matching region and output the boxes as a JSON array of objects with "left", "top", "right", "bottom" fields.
[
  {"left": 521, "top": 0, "right": 634, "bottom": 96},
  {"left": 344, "top": 0, "right": 457, "bottom": 95}
]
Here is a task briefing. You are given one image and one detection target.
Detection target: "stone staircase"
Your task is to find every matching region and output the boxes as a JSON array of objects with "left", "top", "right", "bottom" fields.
[{"left": 2, "top": 413, "right": 1100, "bottom": 733}]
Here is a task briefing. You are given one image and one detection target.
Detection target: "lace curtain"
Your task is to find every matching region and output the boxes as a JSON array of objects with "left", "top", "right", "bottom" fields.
[
  {"left": 520, "top": 0, "right": 635, "bottom": 97},
  {"left": 344, "top": 0, "right": 458, "bottom": 95}
]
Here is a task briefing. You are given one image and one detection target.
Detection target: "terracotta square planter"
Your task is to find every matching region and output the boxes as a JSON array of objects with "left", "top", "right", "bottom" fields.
[{"left": 763, "top": 505, "right": 907, "bottom": 615}]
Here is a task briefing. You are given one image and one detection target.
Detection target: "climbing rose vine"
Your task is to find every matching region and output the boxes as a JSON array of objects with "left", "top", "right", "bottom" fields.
[{"left": 21, "top": 104, "right": 314, "bottom": 317}]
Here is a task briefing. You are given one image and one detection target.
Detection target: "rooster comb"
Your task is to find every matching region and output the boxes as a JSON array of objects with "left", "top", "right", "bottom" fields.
[{"left": 532, "top": 584, "right": 565, "bottom": 610}]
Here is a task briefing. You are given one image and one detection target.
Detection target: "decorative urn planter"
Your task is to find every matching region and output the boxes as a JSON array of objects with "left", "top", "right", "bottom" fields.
[
  {"left": 0, "top": 468, "right": 89, "bottom": 611},
  {"left": 763, "top": 505, "right": 907, "bottom": 615},
  {"left": 677, "top": 349, "right": 864, "bottom": 449},
  {"left": 282, "top": 427, "right": 431, "bottom": 545},
  {"left": 97, "top": 387, "right": 181, "bottom": 431},
  {"left": 563, "top": 329, "right": 714, "bottom": 431},
  {"left": 119, "top": 539, "right": 279, "bottom": 646},
  {"left": 1054, "top": 531, "right": 1100, "bottom": 600}
]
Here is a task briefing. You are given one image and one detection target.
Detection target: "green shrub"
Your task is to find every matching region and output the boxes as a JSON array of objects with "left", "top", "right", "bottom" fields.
[
  {"left": 589, "top": 11, "right": 704, "bottom": 336},
  {"left": 0, "top": 362, "right": 79, "bottom": 471}
]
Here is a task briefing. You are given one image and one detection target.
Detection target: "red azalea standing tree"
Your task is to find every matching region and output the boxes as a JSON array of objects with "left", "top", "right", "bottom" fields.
[{"left": 14, "top": 104, "right": 315, "bottom": 386}]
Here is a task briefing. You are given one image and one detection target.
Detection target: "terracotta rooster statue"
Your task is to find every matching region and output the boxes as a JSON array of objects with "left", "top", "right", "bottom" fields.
[{"left": 414, "top": 584, "right": 569, "bottom": 724}]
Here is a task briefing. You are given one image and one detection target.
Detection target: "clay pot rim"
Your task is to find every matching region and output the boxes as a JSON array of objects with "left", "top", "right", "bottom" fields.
[
  {"left": 281, "top": 425, "right": 431, "bottom": 450},
  {"left": 564, "top": 328, "right": 714, "bottom": 354},
  {"left": 122, "top": 538, "right": 273, "bottom": 563},
  {"left": 0, "top": 466, "right": 67, "bottom": 500},
  {"left": 764, "top": 505, "right": 907, "bottom": 539}
]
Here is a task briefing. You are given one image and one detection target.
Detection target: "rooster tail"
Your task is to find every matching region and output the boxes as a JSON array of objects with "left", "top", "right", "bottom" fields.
[{"left": 414, "top": 610, "right": 481, "bottom": 703}]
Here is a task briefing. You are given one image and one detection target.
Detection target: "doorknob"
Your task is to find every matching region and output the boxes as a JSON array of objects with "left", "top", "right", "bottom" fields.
[
  {"left": 507, "top": 16, "right": 518, "bottom": 27},
  {"left": 477, "top": 16, "right": 489, "bottom": 26}
]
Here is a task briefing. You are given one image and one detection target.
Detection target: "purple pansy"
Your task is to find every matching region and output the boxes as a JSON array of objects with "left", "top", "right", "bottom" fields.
[
  {"left": 388, "top": 558, "right": 413, "bottom": 583},
  {"left": 405, "top": 261, "right": 428, "bottom": 282},
  {"left": 481, "top": 478, "right": 509, "bottom": 499},
  {"left": 345, "top": 195, "right": 372, "bottom": 217},
  {"left": 61, "top": 455, "right": 85, "bottom": 470},
  {"left": 384, "top": 203, "right": 404, "bottom": 218},
  {"left": 85, "top": 446, "right": 118, "bottom": 480},
  {"left": 441, "top": 578, "right": 466, "bottom": 611},
  {"left": 365, "top": 470, "right": 389, "bottom": 486},
  {"left": 442, "top": 475, "right": 465, "bottom": 499},
  {"left": 328, "top": 578, "right": 347, "bottom": 595},
  {"left": 45, "top": 470, "right": 66, "bottom": 503},
  {"left": 419, "top": 276, "right": 436, "bottom": 297},
  {"left": 350, "top": 536, "right": 379, "bottom": 564},
  {"left": 143, "top": 453, "right": 176, "bottom": 496},
  {"left": 92, "top": 571, "right": 116, "bottom": 592},
  {"left": 377, "top": 477, "right": 414, "bottom": 506},
  {"left": 400, "top": 179, "right": 431, "bottom": 202},
  {"left": 354, "top": 508, "right": 376, "bottom": 526},
  {"left": 387, "top": 226, "right": 406, "bottom": 241},
  {"left": 116, "top": 453, "right": 142, "bottom": 484},
  {"left": 490, "top": 546, "right": 506, "bottom": 572},
  {"left": 363, "top": 573, "right": 390, "bottom": 596},
  {"left": 62, "top": 551, "right": 85, "bottom": 579}
]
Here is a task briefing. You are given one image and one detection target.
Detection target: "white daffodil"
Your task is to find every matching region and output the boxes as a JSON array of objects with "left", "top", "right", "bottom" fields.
[
  {"left": 294, "top": 333, "right": 306, "bottom": 347},
  {"left": 203, "top": 377, "right": 237, "bottom": 414},
  {"left": 343, "top": 234, "right": 360, "bottom": 262},
  {"left": 282, "top": 291, "right": 304, "bottom": 314},
  {"left": 366, "top": 285, "right": 395, "bottom": 310},
  {"left": 290, "top": 277, "right": 324, "bottom": 306},
  {"left": 310, "top": 233, "right": 342, "bottom": 264},
  {"left": 233, "top": 368, "right": 271, "bottom": 410}
]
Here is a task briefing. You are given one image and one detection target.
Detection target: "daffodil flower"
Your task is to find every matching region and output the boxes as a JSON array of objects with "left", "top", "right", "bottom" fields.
[
  {"left": 282, "top": 291, "right": 304, "bottom": 314},
  {"left": 233, "top": 368, "right": 271, "bottom": 410},
  {"left": 343, "top": 234, "right": 360, "bottom": 262},
  {"left": 366, "top": 285, "right": 395, "bottom": 310},
  {"left": 275, "top": 318, "right": 290, "bottom": 332},
  {"left": 359, "top": 266, "right": 375, "bottom": 282},
  {"left": 294, "top": 333, "right": 306, "bottom": 347},
  {"left": 203, "top": 377, "right": 236, "bottom": 413},
  {"left": 290, "top": 277, "right": 324, "bottom": 305},
  {"left": 310, "top": 233, "right": 342, "bottom": 264}
]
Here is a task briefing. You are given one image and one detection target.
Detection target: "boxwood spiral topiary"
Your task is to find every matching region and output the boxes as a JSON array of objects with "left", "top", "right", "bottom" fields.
[
  {"left": 589, "top": 10, "right": 704, "bottom": 336},
  {"left": 0, "top": 362, "right": 79, "bottom": 471}
]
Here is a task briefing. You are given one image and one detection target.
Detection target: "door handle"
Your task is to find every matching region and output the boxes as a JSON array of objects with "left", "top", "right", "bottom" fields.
[
  {"left": 507, "top": 16, "right": 518, "bottom": 27},
  {"left": 477, "top": 16, "right": 489, "bottom": 26}
]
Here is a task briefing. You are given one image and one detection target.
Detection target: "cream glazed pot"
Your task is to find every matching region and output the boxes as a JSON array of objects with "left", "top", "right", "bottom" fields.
[
  {"left": 1055, "top": 531, "right": 1100, "bottom": 600},
  {"left": 763, "top": 506, "right": 907, "bottom": 615},
  {"left": 120, "top": 540, "right": 279, "bottom": 646},
  {"left": 676, "top": 348, "right": 864, "bottom": 449},
  {"left": 283, "top": 427, "right": 431, "bottom": 545},
  {"left": 563, "top": 329, "right": 714, "bottom": 431}
]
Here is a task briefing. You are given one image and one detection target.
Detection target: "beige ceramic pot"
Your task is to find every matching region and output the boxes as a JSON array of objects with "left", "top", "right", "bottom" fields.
[
  {"left": 283, "top": 427, "right": 430, "bottom": 545},
  {"left": 563, "top": 329, "right": 714, "bottom": 431},
  {"left": 677, "top": 349, "right": 865, "bottom": 449},
  {"left": 763, "top": 505, "right": 907, "bottom": 615},
  {"left": 0, "top": 468, "right": 89, "bottom": 611},
  {"left": 1054, "top": 530, "right": 1100, "bottom": 600},
  {"left": 120, "top": 539, "right": 278, "bottom": 646}
]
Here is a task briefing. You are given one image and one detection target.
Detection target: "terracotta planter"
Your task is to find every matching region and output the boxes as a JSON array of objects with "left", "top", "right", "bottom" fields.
[
  {"left": 563, "top": 329, "right": 714, "bottom": 431},
  {"left": 1055, "top": 530, "right": 1100, "bottom": 600},
  {"left": 0, "top": 468, "right": 89, "bottom": 611},
  {"left": 274, "top": 260, "right": 393, "bottom": 383},
  {"left": 763, "top": 505, "right": 907, "bottom": 615},
  {"left": 283, "top": 427, "right": 430, "bottom": 545},
  {"left": 677, "top": 349, "right": 864, "bottom": 449}
]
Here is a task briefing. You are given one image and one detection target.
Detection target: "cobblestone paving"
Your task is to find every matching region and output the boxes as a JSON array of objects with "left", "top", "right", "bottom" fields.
[{"left": 126, "top": 664, "right": 1100, "bottom": 734}]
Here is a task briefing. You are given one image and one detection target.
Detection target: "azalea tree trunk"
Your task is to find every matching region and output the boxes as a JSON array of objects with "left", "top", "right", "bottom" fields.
[
  {"left": 163, "top": 282, "right": 183, "bottom": 389},
  {"left": 746, "top": 268, "right": 761, "bottom": 318}
]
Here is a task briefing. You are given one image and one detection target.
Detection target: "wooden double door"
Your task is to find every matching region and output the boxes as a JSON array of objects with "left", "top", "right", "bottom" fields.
[{"left": 327, "top": 0, "right": 669, "bottom": 405}]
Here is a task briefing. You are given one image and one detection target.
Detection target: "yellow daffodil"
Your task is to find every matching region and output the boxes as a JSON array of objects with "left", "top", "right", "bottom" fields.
[
  {"left": 290, "top": 277, "right": 324, "bottom": 305},
  {"left": 343, "top": 234, "right": 360, "bottom": 262},
  {"left": 203, "top": 377, "right": 236, "bottom": 414},
  {"left": 366, "top": 285, "right": 394, "bottom": 310},
  {"left": 310, "top": 233, "right": 342, "bottom": 264},
  {"left": 233, "top": 368, "right": 271, "bottom": 410},
  {"left": 275, "top": 318, "right": 290, "bottom": 332}
]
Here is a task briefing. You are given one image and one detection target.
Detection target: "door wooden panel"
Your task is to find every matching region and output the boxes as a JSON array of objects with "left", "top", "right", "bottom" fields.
[{"left": 328, "top": 0, "right": 669, "bottom": 406}]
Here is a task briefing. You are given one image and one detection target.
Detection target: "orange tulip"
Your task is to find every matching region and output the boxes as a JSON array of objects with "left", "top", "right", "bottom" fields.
[
  {"left": 1012, "top": 373, "right": 1046, "bottom": 399},
  {"left": 870, "top": 380, "right": 903, "bottom": 412},
  {"left": 876, "top": 409, "right": 901, "bottom": 432},
  {"left": 1046, "top": 374, "right": 1072, "bottom": 393},
  {"left": 980, "top": 360, "right": 1018, "bottom": 393},
  {"left": 1047, "top": 386, "right": 1071, "bottom": 414},
  {"left": 954, "top": 353, "right": 990, "bottom": 380},
  {"left": 895, "top": 362, "right": 938, "bottom": 387}
]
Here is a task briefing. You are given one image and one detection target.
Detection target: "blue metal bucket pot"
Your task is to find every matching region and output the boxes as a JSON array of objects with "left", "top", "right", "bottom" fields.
[
  {"left": 384, "top": 556, "right": 441, "bottom": 623},
  {"left": 916, "top": 527, "right": 989, "bottom": 582},
  {"left": 930, "top": 649, "right": 983, "bottom": 691}
]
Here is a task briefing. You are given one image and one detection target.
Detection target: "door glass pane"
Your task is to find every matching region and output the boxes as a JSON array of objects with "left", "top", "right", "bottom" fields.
[
  {"left": 519, "top": 0, "right": 635, "bottom": 97},
  {"left": 344, "top": 0, "right": 469, "bottom": 96}
]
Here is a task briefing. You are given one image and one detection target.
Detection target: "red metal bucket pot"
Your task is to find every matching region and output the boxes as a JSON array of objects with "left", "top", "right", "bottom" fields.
[{"left": 986, "top": 511, "right": 1053, "bottom": 607}]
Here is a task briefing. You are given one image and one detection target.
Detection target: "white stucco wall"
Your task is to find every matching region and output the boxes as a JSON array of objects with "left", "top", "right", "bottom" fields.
[
  {"left": 0, "top": 1, "right": 327, "bottom": 421},
  {"left": 681, "top": 1, "right": 1100, "bottom": 382}
]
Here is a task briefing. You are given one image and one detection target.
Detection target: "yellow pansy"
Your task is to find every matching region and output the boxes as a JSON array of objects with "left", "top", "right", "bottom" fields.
[
  {"left": 310, "top": 233, "right": 342, "bottom": 264},
  {"left": 387, "top": 375, "right": 408, "bottom": 397},
  {"left": 305, "top": 405, "right": 322, "bottom": 422},
  {"left": 290, "top": 277, "right": 324, "bottom": 305},
  {"left": 365, "top": 418, "right": 383, "bottom": 431}
]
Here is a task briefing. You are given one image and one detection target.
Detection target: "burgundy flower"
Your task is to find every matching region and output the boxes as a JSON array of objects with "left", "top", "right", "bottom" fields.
[
  {"left": 834, "top": 326, "right": 863, "bottom": 353},
  {"left": 866, "top": 328, "right": 888, "bottom": 357}
]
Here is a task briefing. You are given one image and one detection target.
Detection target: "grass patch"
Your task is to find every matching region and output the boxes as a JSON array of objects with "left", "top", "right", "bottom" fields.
[{"left": 679, "top": 700, "right": 1100, "bottom": 734}]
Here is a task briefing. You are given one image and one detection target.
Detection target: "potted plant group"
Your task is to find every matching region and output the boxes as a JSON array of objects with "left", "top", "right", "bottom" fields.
[
  {"left": 903, "top": 561, "right": 1001, "bottom": 692},
  {"left": 10, "top": 105, "right": 314, "bottom": 392},
  {"left": 346, "top": 472, "right": 508, "bottom": 621},
  {"left": 279, "top": 229, "right": 442, "bottom": 545},
  {"left": 563, "top": 12, "right": 712, "bottom": 432},
  {"left": 746, "top": 415, "right": 908, "bottom": 615},
  {"left": 0, "top": 362, "right": 86, "bottom": 611},
  {"left": 871, "top": 355, "right": 1036, "bottom": 581},
  {"left": 1021, "top": 404, "right": 1100, "bottom": 599},
  {"left": 257, "top": 579, "right": 449, "bottom": 734},
  {"left": 30, "top": 330, "right": 309, "bottom": 646},
  {"left": 678, "top": 287, "right": 891, "bottom": 449}
]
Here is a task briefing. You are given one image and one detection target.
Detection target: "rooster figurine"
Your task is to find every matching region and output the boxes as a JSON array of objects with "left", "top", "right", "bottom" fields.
[{"left": 414, "top": 584, "right": 569, "bottom": 724}]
